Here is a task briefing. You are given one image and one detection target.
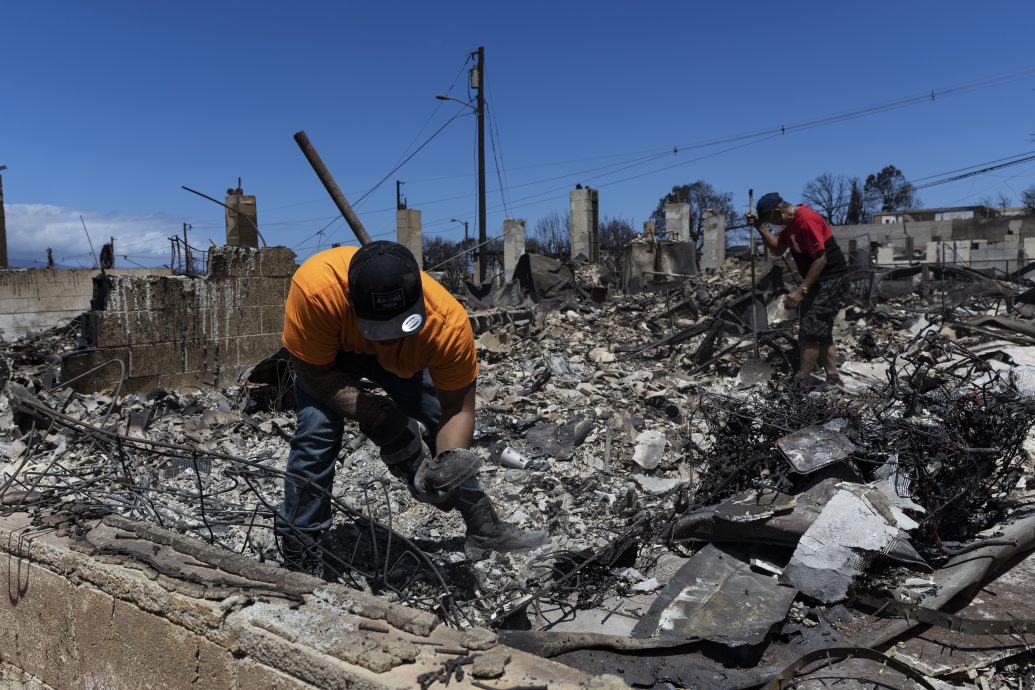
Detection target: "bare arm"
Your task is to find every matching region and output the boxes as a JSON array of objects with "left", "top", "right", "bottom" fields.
[
  {"left": 799, "top": 252, "right": 827, "bottom": 292},
  {"left": 756, "top": 224, "right": 787, "bottom": 256},
  {"left": 435, "top": 382, "right": 476, "bottom": 452},
  {"left": 290, "top": 355, "right": 392, "bottom": 430},
  {"left": 784, "top": 251, "right": 828, "bottom": 309},
  {"left": 746, "top": 213, "right": 787, "bottom": 256}
]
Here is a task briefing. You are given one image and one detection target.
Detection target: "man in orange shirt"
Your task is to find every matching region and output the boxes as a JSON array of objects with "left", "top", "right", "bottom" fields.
[{"left": 277, "top": 241, "right": 546, "bottom": 575}]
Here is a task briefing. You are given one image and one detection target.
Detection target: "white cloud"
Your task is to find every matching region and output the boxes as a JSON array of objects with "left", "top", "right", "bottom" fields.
[{"left": 4, "top": 204, "right": 208, "bottom": 268}]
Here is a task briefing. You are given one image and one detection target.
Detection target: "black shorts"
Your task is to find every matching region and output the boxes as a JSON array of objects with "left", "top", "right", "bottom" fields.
[{"left": 799, "top": 275, "right": 847, "bottom": 346}]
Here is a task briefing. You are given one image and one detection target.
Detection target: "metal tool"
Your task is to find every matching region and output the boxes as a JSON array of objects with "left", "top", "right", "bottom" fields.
[{"left": 740, "top": 188, "right": 772, "bottom": 386}]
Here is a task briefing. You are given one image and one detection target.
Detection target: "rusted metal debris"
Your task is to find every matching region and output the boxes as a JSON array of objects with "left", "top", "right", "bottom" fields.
[{"left": 3, "top": 256, "right": 1035, "bottom": 688}]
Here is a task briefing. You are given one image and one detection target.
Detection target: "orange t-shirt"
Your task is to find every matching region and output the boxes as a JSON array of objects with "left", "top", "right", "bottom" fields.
[{"left": 282, "top": 246, "right": 478, "bottom": 391}]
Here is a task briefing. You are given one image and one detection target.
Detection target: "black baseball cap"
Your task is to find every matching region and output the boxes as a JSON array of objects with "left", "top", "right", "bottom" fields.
[
  {"left": 756, "top": 192, "right": 784, "bottom": 220},
  {"left": 348, "top": 241, "right": 427, "bottom": 341}
]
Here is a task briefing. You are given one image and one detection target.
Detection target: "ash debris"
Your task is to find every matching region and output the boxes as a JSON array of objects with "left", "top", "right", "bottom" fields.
[{"left": 4, "top": 257, "right": 1035, "bottom": 688}]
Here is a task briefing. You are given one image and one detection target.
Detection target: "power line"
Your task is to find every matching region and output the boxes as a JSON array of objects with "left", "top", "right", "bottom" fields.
[
  {"left": 380, "top": 54, "right": 474, "bottom": 185},
  {"left": 485, "top": 99, "right": 511, "bottom": 216},
  {"left": 266, "top": 66, "right": 1035, "bottom": 234}
]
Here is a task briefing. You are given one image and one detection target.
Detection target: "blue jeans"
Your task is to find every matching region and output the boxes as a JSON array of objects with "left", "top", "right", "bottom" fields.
[{"left": 276, "top": 354, "right": 442, "bottom": 536}]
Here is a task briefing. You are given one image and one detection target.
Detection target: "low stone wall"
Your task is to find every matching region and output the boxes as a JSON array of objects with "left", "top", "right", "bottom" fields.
[
  {"left": 0, "top": 513, "right": 612, "bottom": 690},
  {"left": 0, "top": 268, "right": 170, "bottom": 341},
  {"left": 60, "top": 246, "right": 296, "bottom": 393}
]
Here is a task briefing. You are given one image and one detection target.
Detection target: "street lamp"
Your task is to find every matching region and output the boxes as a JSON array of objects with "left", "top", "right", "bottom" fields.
[
  {"left": 449, "top": 217, "right": 470, "bottom": 276},
  {"left": 435, "top": 94, "right": 474, "bottom": 110}
]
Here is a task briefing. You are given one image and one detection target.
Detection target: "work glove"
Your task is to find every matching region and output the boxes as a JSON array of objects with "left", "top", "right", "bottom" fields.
[{"left": 412, "top": 448, "right": 484, "bottom": 505}]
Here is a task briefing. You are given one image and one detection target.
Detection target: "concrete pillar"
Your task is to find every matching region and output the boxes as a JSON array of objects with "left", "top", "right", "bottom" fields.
[
  {"left": 569, "top": 186, "right": 599, "bottom": 262},
  {"left": 395, "top": 208, "right": 423, "bottom": 269},
  {"left": 701, "top": 209, "right": 726, "bottom": 271},
  {"left": 665, "top": 203, "right": 691, "bottom": 243},
  {"left": 224, "top": 187, "right": 258, "bottom": 247},
  {"left": 503, "top": 218, "right": 526, "bottom": 282},
  {"left": 1024, "top": 237, "right": 1035, "bottom": 263},
  {"left": 642, "top": 219, "right": 655, "bottom": 242}
]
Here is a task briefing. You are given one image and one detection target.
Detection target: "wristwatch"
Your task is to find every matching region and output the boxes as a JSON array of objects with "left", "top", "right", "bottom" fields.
[{"left": 800, "top": 285, "right": 809, "bottom": 295}]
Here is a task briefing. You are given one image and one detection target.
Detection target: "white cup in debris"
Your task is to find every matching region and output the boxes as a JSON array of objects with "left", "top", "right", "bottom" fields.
[{"left": 499, "top": 446, "right": 531, "bottom": 469}]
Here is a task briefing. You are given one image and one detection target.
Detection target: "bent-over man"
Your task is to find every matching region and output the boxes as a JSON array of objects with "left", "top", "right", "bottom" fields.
[
  {"left": 276, "top": 241, "right": 547, "bottom": 575},
  {"left": 748, "top": 193, "right": 849, "bottom": 390}
]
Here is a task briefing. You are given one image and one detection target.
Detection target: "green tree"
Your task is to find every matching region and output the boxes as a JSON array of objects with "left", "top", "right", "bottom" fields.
[
  {"left": 649, "top": 181, "right": 737, "bottom": 247},
  {"left": 845, "top": 178, "right": 865, "bottom": 225},
  {"left": 863, "top": 165, "right": 919, "bottom": 213}
]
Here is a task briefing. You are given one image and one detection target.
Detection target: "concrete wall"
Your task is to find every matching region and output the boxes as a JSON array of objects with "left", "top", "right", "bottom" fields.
[
  {"left": 396, "top": 208, "right": 423, "bottom": 269},
  {"left": 503, "top": 218, "right": 526, "bottom": 282},
  {"left": 701, "top": 209, "right": 726, "bottom": 271},
  {"left": 620, "top": 240, "right": 697, "bottom": 294},
  {"left": 60, "top": 246, "right": 296, "bottom": 393},
  {"left": 834, "top": 215, "right": 1035, "bottom": 270},
  {"left": 0, "top": 268, "right": 171, "bottom": 341},
  {"left": 642, "top": 219, "right": 656, "bottom": 242},
  {"left": 225, "top": 192, "right": 259, "bottom": 247},
  {"left": 0, "top": 513, "right": 608, "bottom": 690},
  {"left": 664, "top": 203, "right": 690, "bottom": 243},
  {"left": 569, "top": 187, "right": 599, "bottom": 262}
]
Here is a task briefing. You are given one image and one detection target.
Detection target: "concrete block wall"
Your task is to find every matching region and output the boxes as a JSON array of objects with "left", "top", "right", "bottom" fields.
[
  {"left": 569, "top": 187, "right": 599, "bottom": 262},
  {"left": 60, "top": 246, "right": 296, "bottom": 393},
  {"left": 836, "top": 215, "right": 1035, "bottom": 270},
  {"left": 0, "top": 513, "right": 606, "bottom": 690},
  {"left": 0, "top": 268, "right": 170, "bottom": 341},
  {"left": 503, "top": 218, "right": 526, "bottom": 281},
  {"left": 664, "top": 203, "right": 691, "bottom": 243},
  {"left": 700, "top": 209, "right": 726, "bottom": 271}
]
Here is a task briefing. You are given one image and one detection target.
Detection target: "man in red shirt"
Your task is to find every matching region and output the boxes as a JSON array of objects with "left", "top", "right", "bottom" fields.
[{"left": 747, "top": 193, "right": 849, "bottom": 389}]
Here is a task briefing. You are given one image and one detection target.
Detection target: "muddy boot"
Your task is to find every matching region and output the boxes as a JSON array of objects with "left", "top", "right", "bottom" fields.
[{"left": 454, "top": 483, "right": 549, "bottom": 561}]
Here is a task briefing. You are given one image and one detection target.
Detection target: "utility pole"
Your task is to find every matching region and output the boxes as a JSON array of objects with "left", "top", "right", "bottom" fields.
[
  {"left": 396, "top": 180, "right": 406, "bottom": 210},
  {"left": 473, "top": 46, "right": 486, "bottom": 283},
  {"left": 0, "top": 165, "right": 7, "bottom": 269}
]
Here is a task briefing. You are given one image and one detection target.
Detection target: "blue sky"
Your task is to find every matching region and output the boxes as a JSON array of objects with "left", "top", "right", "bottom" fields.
[{"left": 3, "top": 1, "right": 1035, "bottom": 267}]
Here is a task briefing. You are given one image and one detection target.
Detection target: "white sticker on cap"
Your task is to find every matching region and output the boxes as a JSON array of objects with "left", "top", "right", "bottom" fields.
[{"left": 402, "top": 314, "right": 423, "bottom": 333}]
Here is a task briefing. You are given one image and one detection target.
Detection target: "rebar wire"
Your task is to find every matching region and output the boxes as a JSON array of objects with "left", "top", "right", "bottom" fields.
[{"left": 2, "top": 385, "right": 465, "bottom": 625}]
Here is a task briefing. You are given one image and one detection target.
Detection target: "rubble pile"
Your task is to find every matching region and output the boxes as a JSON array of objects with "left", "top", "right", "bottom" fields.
[{"left": 3, "top": 259, "right": 1035, "bottom": 688}]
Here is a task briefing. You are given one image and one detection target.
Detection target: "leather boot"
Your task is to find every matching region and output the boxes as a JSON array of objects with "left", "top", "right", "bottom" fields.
[
  {"left": 453, "top": 483, "right": 549, "bottom": 561},
  {"left": 278, "top": 529, "right": 325, "bottom": 579}
]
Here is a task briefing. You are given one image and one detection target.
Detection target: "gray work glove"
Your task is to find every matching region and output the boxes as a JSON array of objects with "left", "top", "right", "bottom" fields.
[{"left": 412, "top": 448, "right": 484, "bottom": 505}]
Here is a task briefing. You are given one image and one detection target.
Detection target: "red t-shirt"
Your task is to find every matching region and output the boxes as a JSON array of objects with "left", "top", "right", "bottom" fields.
[
  {"left": 775, "top": 205, "right": 847, "bottom": 278},
  {"left": 776, "top": 204, "right": 830, "bottom": 257}
]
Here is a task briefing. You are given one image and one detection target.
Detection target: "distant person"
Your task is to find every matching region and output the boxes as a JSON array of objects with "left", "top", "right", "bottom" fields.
[
  {"left": 747, "top": 193, "right": 849, "bottom": 390},
  {"left": 277, "top": 241, "right": 546, "bottom": 576}
]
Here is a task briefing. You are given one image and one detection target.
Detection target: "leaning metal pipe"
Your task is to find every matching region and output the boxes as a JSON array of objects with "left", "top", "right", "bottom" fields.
[
  {"left": 854, "top": 510, "right": 1035, "bottom": 649},
  {"left": 293, "top": 131, "right": 373, "bottom": 246}
]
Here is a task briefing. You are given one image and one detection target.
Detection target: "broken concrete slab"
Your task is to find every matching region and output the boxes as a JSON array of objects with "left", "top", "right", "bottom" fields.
[{"left": 781, "top": 485, "right": 921, "bottom": 603}]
